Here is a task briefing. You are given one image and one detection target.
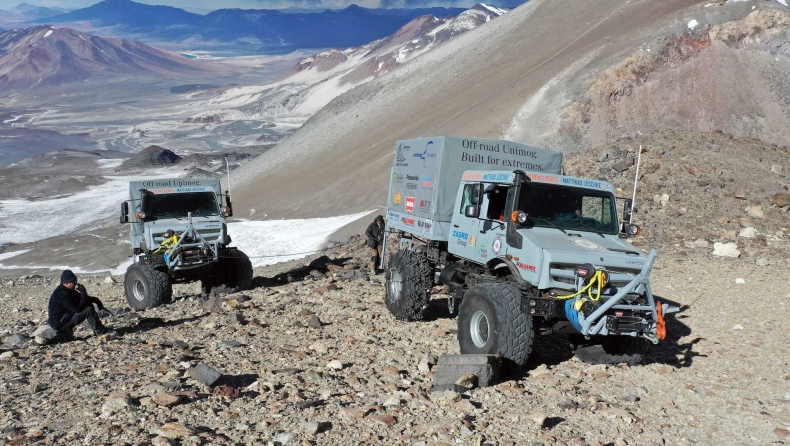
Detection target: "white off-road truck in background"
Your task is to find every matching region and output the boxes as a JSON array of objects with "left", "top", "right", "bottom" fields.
[
  {"left": 119, "top": 178, "right": 252, "bottom": 309},
  {"left": 384, "top": 136, "right": 675, "bottom": 368}
]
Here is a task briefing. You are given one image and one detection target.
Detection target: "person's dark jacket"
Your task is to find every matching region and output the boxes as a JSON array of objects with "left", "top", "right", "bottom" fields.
[
  {"left": 48, "top": 285, "right": 103, "bottom": 329},
  {"left": 365, "top": 221, "right": 384, "bottom": 248}
]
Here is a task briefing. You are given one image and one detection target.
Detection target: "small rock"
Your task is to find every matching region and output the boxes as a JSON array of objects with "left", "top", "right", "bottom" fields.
[
  {"left": 102, "top": 393, "right": 134, "bottom": 414},
  {"left": 228, "top": 312, "right": 245, "bottom": 325},
  {"left": 745, "top": 206, "right": 764, "bottom": 219},
  {"left": 734, "top": 191, "right": 747, "bottom": 200},
  {"left": 314, "top": 283, "right": 339, "bottom": 294},
  {"left": 307, "top": 316, "right": 322, "bottom": 328},
  {"left": 383, "top": 396, "right": 401, "bottom": 407},
  {"left": 103, "top": 276, "right": 116, "bottom": 284},
  {"left": 611, "top": 161, "right": 630, "bottom": 172},
  {"left": 369, "top": 414, "right": 397, "bottom": 427},
  {"left": 430, "top": 390, "right": 462, "bottom": 403},
  {"left": 156, "top": 423, "right": 194, "bottom": 439},
  {"left": 735, "top": 278, "right": 745, "bottom": 285},
  {"left": 418, "top": 354, "right": 437, "bottom": 372},
  {"left": 0, "top": 351, "right": 15, "bottom": 360},
  {"left": 454, "top": 399, "right": 476, "bottom": 411},
  {"left": 774, "top": 428, "right": 790, "bottom": 440},
  {"left": 771, "top": 165, "right": 783, "bottom": 175},
  {"left": 712, "top": 242, "right": 740, "bottom": 258},
  {"left": 202, "top": 297, "right": 223, "bottom": 313},
  {"left": 302, "top": 421, "right": 320, "bottom": 435},
  {"left": 732, "top": 324, "right": 744, "bottom": 330},
  {"left": 220, "top": 340, "right": 243, "bottom": 348},
  {"left": 455, "top": 373, "right": 477, "bottom": 390},
  {"left": 756, "top": 257, "right": 769, "bottom": 266},
  {"left": 188, "top": 363, "right": 222, "bottom": 386},
  {"left": 527, "top": 412, "right": 547, "bottom": 427},
  {"left": 3, "top": 334, "right": 25, "bottom": 346},
  {"left": 327, "top": 360, "right": 344, "bottom": 370},
  {"left": 152, "top": 392, "right": 183, "bottom": 406},
  {"left": 771, "top": 193, "right": 790, "bottom": 207},
  {"left": 272, "top": 432, "right": 296, "bottom": 445}
]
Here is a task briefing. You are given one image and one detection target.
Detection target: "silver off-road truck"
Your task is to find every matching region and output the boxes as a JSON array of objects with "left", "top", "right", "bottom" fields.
[
  {"left": 384, "top": 137, "right": 675, "bottom": 367},
  {"left": 119, "top": 178, "right": 252, "bottom": 309}
]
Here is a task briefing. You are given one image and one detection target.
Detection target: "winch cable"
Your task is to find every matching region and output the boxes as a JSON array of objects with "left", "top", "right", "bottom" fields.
[{"left": 555, "top": 270, "right": 607, "bottom": 301}]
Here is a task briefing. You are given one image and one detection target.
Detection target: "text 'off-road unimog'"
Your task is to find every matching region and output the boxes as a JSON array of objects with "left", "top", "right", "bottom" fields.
[
  {"left": 119, "top": 178, "right": 252, "bottom": 309},
  {"left": 384, "top": 136, "right": 676, "bottom": 367}
]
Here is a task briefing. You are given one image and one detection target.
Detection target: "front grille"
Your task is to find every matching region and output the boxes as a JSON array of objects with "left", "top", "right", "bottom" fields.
[{"left": 549, "top": 263, "right": 641, "bottom": 288}]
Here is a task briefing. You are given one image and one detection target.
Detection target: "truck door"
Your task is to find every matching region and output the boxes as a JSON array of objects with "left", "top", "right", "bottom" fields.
[
  {"left": 448, "top": 181, "right": 481, "bottom": 262},
  {"left": 476, "top": 183, "right": 510, "bottom": 263}
]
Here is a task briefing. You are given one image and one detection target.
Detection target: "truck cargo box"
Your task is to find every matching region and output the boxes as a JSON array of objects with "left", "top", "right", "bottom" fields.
[{"left": 387, "top": 136, "right": 563, "bottom": 241}]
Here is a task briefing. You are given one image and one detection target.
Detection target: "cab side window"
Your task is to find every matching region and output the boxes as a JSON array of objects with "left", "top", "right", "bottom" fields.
[{"left": 485, "top": 185, "right": 509, "bottom": 221}]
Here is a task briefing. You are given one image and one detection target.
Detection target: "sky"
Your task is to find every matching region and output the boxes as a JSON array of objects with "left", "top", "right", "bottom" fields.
[{"left": 0, "top": 0, "right": 477, "bottom": 13}]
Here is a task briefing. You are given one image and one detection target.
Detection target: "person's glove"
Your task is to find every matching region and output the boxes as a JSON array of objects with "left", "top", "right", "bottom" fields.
[
  {"left": 98, "top": 308, "right": 114, "bottom": 318},
  {"left": 76, "top": 283, "right": 88, "bottom": 298}
]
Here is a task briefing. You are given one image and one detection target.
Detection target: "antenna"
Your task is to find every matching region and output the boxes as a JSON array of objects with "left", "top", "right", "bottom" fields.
[
  {"left": 225, "top": 157, "right": 232, "bottom": 201},
  {"left": 629, "top": 145, "right": 643, "bottom": 224}
]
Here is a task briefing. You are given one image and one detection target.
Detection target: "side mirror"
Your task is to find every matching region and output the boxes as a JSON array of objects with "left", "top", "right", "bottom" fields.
[
  {"left": 623, "top": 198, "right": 633, "bottom": 223},
  {"left": 224, "top": 192, "right": 233, "bottom": 218},
  {"left": 469, "top": 184, "right": 481, "bottom": 205},
  {"left": 464, "top": 205, "right": 479, "bottom": 218},
  {"left": 120, "top": 202, "right": 129, "bottom": 224}
]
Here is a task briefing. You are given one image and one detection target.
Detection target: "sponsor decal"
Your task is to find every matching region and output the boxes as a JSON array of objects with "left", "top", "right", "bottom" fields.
[
  {"left": 482, "top": 173, "right": 512, "bottom": 182},
  {"left": 395, "top": 143, "right": 409, "bottom": 167},
  {"left": 479, "top": 245, "right": 488, "bottom": 258},
  {"left": 419, "top": 199, "right": 431, "bottom": 210},
  {"left": 393, "top": 192, "right": 401, "bottom": 205},
  {"left": 573, "top": 239, "right": 603, "bottom": 251},
  {"left": 468, "top": 236, "right": 475, "bottom": 247},
  {"left": 412, "top": 141, "right": 437, "bottom": 167},
  {"left": 406, "top": 183, "right": 417, "bottom": 190},
  {"left": 526, "top": 173, "right": 560, "bottom": 183},
  {"left": 561, "top": 177, "right": 606, "bottom": 190},
  {"left": 518, "top": 262, "right": 537, "bottom": 272},
  {"left": 452, "top": 230, "right": 470, "bottom": 240},
  {"left": 388, "top": 211, "right": 400, "bottom": 221},
  {"left": 462, "top": 172, "right": 483, "bottom": 181},
  {"left": 421, "top": 177, "right": 435, "bottom": 188},
  {"left": 417, "top": 219, "right": 432, "bottom": 233},
  {"left": 149, "top": 186, "right": 209, "bottom": 194},
  {"left": 401, "top": 217, "right": 415, "bottom": 226},
  {"left": 392, "top": 173, "right": 404, "bottom": 183},
  {"left": 406, "top": 174, "right": 420, "bottom": 181},
  {"left": 143, "top": 179, "right": 203, "bottom": 188},
  {"left": 492, "top": 236, "right": 502, "bottom": 255},
  {"left": 405, "top": 196, "right": 415, "bottom": 212}
]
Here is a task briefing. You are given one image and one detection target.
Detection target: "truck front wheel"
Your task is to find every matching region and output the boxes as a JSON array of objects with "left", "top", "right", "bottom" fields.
[
  {"left": 385, "top": 250, "right": 432, "bottom": 321},
  {"left": 124, "top": 264, "right": 173, "bottom": 310},
  {"left": 216, "top": 249, "right": 253, "bottom": 293},
  {"left": 458, "top": 283, "right": 534, "bottom": 370}
]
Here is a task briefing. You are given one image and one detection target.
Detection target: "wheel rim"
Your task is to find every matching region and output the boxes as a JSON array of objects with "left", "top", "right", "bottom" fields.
[
  {"left": 387, "top": 270, "right": 402, "bottom": 303},
  {"left": 132, "top": 278, "right": 147, "bottom": 302},
  {"left": 470, "top": 310, "right": 490, "bottom": 348}
]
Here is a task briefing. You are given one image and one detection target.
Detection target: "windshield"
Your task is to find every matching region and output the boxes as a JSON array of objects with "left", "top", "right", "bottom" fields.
[
  {"left": 517, "top": 183, "right": 618, "bottom": 234},
  {"left": 145, "top": 192, "right": 219, "bottom": 219}
]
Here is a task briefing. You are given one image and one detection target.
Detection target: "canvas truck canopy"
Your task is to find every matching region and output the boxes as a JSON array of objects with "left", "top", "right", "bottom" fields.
[
  {"left": 387, "top": 137, "right": 563, "bottom": 240},
  {"left": 127, "top": 178, "right": 223, "bottom": 223}
]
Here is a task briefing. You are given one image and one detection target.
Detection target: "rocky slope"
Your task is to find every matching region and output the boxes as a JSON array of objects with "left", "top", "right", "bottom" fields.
[
  {"left": 1, "top": 236, "right": 789, "bottom": 444},
  {"left": 0, "top": 25, "right": 216, "bottom": 89},
  {"left": 228, "top": 0, "right": 790, "bottom": 221}
]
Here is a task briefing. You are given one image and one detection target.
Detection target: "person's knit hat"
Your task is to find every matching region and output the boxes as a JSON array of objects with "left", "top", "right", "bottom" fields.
[
  {"left": 60, "top": 270, "right": 77, "bottom": 285},
  {"left": 375, "top": 215, "right": 384, "bottom": 223}
]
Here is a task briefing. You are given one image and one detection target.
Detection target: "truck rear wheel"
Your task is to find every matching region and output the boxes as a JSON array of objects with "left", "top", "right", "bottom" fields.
[
  {"left": 385, "top": 250, "right": 432, "bottom": 321},
  {"left": 124, "top": 264, "right": 172, "bottom": 310},
  {"left": 458, "top": 283, "right": 534, "bottom": 370},
  {"left": 216, "top": 249, "right": 253, "bottom": 292}
]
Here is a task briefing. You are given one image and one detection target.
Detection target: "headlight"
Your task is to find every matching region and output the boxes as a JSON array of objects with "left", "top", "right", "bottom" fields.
[
  {"left": 627, "top": 224, "right": 641, "bottom": 236},
  {"left": 516, "top": 211, "right": 528, "bottom": 224}
]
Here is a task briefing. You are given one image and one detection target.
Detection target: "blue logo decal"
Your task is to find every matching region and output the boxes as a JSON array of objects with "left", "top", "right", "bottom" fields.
[
  {"left": 452, "top": 230, "right": 469, "bottom": 240},
  {"left": 412, "top": 141, "right": 437, "bottom": 167}
]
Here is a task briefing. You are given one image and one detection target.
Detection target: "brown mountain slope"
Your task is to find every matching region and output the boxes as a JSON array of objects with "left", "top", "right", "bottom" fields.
[
  {"left": 230, "top": 0, "right": 711, "bottom": 219},
  {"left": 0, "top": 25, "right": 216, "bottom": 89}
]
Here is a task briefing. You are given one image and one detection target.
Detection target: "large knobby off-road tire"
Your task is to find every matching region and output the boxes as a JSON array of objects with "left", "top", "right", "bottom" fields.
[
  {"left": 215, "top": 249, "right": 253, "bottom": 292},
  {"left": 458, "top": 283, "right": 534, "bottom": 371},
  {"left": 385, "top": 250, "right": 432, "bottom": 321},
  {"left": 599, "top": 336, "right": 649, "bottom": 365},
  {"left": 124, "top": 264, "right": 173, "bottom": 310}
]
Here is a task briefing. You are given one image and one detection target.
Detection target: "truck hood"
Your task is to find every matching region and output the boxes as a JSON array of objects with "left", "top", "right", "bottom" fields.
[{"left": 520, "top": 228, "right": 640, "bottom": 255}]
